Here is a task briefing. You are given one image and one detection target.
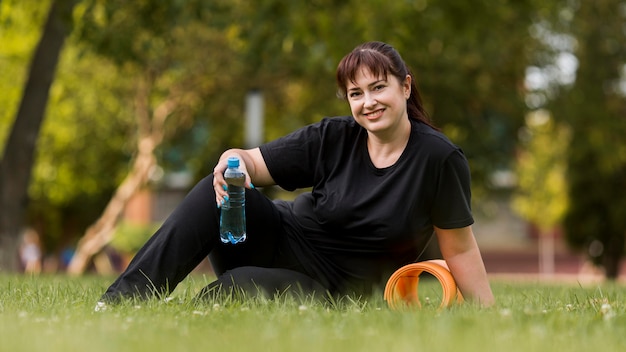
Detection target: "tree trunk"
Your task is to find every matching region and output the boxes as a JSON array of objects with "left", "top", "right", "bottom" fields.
[
  {"left": 0, "top": 0, "right": 77, "bottom": 272},
  {"left": 65, "top": 68, "right": 177, "bottom": 275},
  {"left": 66, "top": 138, "right": 157, "bottom": 275}
]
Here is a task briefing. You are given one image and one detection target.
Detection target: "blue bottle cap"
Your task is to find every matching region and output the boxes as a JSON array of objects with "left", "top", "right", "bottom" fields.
[{"left": 227, "top": 157, "right": 240, "bottom": 168}]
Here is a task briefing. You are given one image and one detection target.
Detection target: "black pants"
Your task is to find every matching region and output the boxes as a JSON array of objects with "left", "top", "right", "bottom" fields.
[{"left": 101, "top": 175, "right": 326, "bottom": 302}]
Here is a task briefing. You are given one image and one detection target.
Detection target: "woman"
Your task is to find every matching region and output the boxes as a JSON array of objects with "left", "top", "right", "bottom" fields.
[{"left": 100, "top": 41, "right": 494, "bottom": 307}]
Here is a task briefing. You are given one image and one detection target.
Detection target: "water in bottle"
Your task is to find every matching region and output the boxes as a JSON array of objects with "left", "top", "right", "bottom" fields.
[{"left": 219, "top": 157, "right": 247, "bottom": 244}]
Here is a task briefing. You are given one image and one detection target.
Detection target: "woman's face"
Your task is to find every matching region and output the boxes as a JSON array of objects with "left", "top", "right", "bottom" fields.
[{"left": 345, "top": 67, "right": 411, "bottom": 136}]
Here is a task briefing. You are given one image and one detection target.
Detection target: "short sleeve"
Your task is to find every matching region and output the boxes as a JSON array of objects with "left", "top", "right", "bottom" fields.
[
  {"left": 430, "top": 149, "right": 474, "bottom": 229},
  {"left": 259, "top": 122, "right": 323, "bottom": 191}
]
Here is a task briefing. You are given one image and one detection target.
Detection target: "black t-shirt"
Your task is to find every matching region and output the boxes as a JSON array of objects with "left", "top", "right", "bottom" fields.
[{"left": 259, "top": 116, "right": 474, "bottom": 294}]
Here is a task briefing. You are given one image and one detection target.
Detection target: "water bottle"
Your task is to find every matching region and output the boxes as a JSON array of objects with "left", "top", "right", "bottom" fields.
[{"left": 219, "top": 157, "right": 247, "bottom": 244}]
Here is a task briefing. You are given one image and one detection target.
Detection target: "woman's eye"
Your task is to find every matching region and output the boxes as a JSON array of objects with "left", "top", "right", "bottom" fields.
[
  {"left": 349, "top": 91, "right": 361, "bottom": 98},
  {"left": 374, "top": 85, "right": 385, "bottom": 91}
]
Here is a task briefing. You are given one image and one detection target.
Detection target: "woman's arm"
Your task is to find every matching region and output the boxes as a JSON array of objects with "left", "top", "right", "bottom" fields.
[
  {"left": 212, "top": 148, "right": 275, "bottom": 206},
  {"left": 435, "top": 225, "right": 495, "bottom": 307}
]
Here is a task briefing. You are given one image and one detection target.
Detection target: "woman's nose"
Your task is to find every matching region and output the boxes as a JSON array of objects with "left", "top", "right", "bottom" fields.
[{"left": 364, "top": 93, "right": 377, "bottom": 108}]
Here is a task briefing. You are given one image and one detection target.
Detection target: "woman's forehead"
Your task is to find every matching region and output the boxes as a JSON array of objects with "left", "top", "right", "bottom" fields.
[{"left": 346, "top": 67, "right": 387, "bottom": 87}]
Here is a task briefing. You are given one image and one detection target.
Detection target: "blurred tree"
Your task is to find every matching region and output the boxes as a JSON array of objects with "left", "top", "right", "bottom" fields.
[
  {"left": 512, "top": 110, "right": 570, "bottom": 276},
  {"left": 0, "top": 0, "right": 77, "bottom": 271},
  {"left": 0, "top": 0, "right": 50, "bottom": 147},
  {"left": 65, "top": 0, "right": 251, "bottom": 273},
  {"left": 28, "top": 46, "right": 136, "bottom": 256},
  {"left": 391, "top": 1, "right": 536, "bottom": 196},
  {"left": 547, "top": 0, "right": 626, "bottom": 279}
]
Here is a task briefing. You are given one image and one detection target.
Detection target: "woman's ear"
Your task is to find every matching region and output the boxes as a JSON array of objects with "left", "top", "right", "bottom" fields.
[{"left": 404, "top": 75, "right": 412, "bottom": 99}]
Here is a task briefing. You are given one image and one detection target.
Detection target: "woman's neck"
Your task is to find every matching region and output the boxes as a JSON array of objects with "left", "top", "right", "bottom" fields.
[{"left": 366, "top": 118, "right": 411, "bottom": 168}]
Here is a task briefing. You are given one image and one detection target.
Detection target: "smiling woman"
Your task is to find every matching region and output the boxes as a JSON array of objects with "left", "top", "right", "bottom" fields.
[
  {"left": 99, "top": 41, "right": 494, "bottom": 308},
  {"left": 344, "top": 68, "right": 412, "bottom": 168}
]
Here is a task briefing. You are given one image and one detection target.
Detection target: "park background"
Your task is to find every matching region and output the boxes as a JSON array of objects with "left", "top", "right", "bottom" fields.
[{"left": 1, "top": 0, "right": 625, "bottom": 283}]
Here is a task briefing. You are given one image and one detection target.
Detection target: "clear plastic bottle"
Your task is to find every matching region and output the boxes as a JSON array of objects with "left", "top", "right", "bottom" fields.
[{"left": 219, "top": 157, "right": 247, "bottom": 244}]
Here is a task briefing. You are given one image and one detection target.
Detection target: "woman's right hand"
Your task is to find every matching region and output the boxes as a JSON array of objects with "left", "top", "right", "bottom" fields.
[
  {"left": 212, "top": 148, "right": 274, "bottom": 207},
  {"left": 213, "top": 152, "right": 246, "bottom": 208}
]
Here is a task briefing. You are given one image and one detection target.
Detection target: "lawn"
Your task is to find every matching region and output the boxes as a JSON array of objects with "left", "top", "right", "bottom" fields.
[{"left": 0, "top": 274, "right": 624, "bottom": 352}]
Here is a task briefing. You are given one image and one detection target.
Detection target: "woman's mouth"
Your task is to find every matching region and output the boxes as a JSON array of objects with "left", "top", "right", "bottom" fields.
[{"left": 364, "top": 109, "right": 384, "bottom": 119}]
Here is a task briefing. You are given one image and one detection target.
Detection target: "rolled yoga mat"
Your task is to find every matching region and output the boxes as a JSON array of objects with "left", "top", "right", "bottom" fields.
[{"left": 384, "top": 259, "right": 463, "bottom": 309}]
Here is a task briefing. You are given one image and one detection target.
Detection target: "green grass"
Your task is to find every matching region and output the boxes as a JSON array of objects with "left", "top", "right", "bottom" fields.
[{"left": 1, "top": 274, "right": 625, "bottom": 352}]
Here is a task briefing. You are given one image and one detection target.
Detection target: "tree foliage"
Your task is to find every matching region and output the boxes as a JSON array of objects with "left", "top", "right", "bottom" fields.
[
  {"left": 512, "top": 110, "right": 570, "bottom": 232},
  {"left": 552, "top": 0, "right": 626, "bottom": 278},
  {"left": 0, "top": 0, "right": 50, "bottom": 150},
  {"left": 523, "top": 0, "right": 626, "bottom": 278}
]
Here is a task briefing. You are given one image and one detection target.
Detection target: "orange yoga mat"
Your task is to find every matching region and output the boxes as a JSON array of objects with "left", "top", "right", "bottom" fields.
[{"left": 384, "top": 259, "right": 463, "bottom": 309}]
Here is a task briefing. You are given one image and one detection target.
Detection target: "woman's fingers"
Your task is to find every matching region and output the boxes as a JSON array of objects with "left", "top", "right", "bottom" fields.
[{"left": 213, "top": 161, "right": 229, "bottom": 207}]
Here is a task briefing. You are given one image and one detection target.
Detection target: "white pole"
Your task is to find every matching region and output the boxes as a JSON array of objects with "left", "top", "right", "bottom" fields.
[
  {"left": 245, "top": 90, "right": 264, "bottom": 148},
  {"left": 539, "top": 229, "right": 555, "bottom": 278}
]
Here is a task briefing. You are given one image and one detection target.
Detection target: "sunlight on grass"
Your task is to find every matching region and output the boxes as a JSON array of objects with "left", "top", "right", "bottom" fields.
[{"left": 1, "top": 274, "right": 625, "bottom": 352}]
